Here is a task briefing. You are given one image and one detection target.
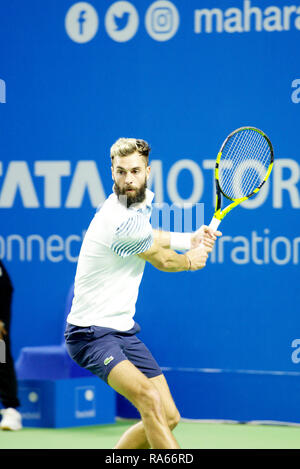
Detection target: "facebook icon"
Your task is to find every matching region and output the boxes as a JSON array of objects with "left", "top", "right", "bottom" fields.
[
  {"left": 65, "top": 3, "right": 99, "bottom": 44},
  {"left": 77, "top": 10, "right": 86, "bottom": 35}
]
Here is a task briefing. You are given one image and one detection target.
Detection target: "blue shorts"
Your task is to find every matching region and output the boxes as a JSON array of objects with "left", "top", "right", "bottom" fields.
[{"left": 64, "top": 322, "right": 162, "bottom": 384}]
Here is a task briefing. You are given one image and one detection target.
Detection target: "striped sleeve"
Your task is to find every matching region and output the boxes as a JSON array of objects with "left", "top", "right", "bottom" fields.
[{"left": 110, "top": 214, "right": 154, "bottom": 258}]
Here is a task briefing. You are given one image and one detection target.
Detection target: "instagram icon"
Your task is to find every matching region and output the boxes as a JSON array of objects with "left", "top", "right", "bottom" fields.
[
  {"left": 145, "top": 1, "right": 179, "bottom": 41},
  {"left": 152, "top": 7, "right": 173, "bottom": 33}
]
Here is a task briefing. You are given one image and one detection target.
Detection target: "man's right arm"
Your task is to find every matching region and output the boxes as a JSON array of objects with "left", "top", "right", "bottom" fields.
[{"left": 137, "top": 239, "right": 209, "bottom": 272}]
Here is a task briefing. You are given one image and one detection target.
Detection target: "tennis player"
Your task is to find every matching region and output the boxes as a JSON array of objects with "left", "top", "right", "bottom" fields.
[{"left": 65, "top": 138, "right": 221, "bottom": 449}]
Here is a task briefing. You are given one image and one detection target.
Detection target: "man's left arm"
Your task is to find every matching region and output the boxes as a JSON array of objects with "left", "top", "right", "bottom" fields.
[
  {"left": 152, "top": 230, "right": 170, "bottom": 249},
  {"left": 153, "top": 226, "right": 222, "bottom": 253}
]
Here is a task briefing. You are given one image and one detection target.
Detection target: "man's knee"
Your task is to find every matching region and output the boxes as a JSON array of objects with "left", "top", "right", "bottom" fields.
[
  {"left": 135, "top": 381, "right": 163, "bottom": 419},
  {"left": 135, "top": 381, "right": 180, "bottom": 429},
  {"left": 167, "top": 408, "right": 180, "bottom": 430}
]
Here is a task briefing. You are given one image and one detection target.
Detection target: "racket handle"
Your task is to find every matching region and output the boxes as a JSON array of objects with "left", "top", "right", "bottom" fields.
[{"left": 208, "top": 217, "right": 221, "bottom": 231}]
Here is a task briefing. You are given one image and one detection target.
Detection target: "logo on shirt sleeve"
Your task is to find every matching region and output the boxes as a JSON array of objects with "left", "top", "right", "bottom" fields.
[{"left": 104, "top": 356, "right": 114, "bottom": 365}]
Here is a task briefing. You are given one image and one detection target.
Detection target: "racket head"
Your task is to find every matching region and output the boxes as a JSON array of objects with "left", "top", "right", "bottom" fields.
[{"left": 216, "top": 126, "right": 274, "bottom": 202}]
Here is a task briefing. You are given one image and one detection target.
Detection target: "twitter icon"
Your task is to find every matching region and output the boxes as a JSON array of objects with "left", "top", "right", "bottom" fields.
[
  {"left": 114, "top": 11, "right": 130, "bottom": 31},
  {"left": 105, "top": 1, "right": 139, "bottom": 42}
]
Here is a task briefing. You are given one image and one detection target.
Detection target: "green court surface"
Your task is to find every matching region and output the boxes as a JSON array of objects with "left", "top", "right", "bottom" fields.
[{"left": 1, "top": 419, "right": 300, "bottom": 449}]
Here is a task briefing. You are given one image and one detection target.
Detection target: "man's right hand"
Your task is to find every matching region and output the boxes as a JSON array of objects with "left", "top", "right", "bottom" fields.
[
  {"left": 185, "top": 245, "right": 209, "bottom": 271},
  {"left": 0, "top": 321, "right": 7, "bottom": 340}
]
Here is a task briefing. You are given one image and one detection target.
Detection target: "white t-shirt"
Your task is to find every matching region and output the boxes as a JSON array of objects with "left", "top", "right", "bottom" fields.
[{"left": 67, "top": 189, "right": 154, "bottom": 331}]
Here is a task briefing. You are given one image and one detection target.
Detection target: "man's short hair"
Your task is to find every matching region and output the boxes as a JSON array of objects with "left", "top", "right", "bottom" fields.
[{"left": 110, "top": 138, "right": 151, "bottom": 166}]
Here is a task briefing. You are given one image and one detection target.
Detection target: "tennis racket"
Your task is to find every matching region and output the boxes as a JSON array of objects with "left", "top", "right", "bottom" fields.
[{"left": 208, "top": 126, "right": 274, "bottom": 231}]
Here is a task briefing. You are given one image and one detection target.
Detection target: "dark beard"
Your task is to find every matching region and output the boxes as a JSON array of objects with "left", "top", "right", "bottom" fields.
[{"left": 114, "top": 179, "right": 147, "bottom": 208}]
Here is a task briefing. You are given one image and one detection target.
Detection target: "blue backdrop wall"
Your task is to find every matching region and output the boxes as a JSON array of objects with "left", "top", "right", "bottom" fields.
[{"left": 1, "top": 0, "right": 300, "bottom": 420}]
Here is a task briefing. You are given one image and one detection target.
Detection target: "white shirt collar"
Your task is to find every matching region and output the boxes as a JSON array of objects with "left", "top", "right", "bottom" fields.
[{"left": 130, "top": 189, "right": 154, "bottom": 211}]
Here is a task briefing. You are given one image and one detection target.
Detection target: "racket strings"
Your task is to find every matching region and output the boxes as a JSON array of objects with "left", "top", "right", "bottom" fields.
[
  {"left": 221, "top": 130, "right": 264, "bottom": 194},
  {"left": 219, "top": 129, "right": 271, "bottom": 199},
  {"left": 242, "top": 142, "right": 270, "bottom": 195},
  {"left": 234, "top": 131, "right": 267, "bottom": 196},
  {"left": 219, "top": 131, "right": 249, "bottom": 195},
  {"left": 241, "top": 134, "right": 270, "bottom": 196}
]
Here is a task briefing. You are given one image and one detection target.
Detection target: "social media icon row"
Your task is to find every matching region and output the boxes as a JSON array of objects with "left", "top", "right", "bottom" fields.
[{"left": 65, "top": 1, "right": 179, "bottom": 43}]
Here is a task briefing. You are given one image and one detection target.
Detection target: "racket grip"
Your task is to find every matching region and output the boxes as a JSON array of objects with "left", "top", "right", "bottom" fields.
[{"left": 208, "top": 217, "right": 221, "bottom": 231}]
